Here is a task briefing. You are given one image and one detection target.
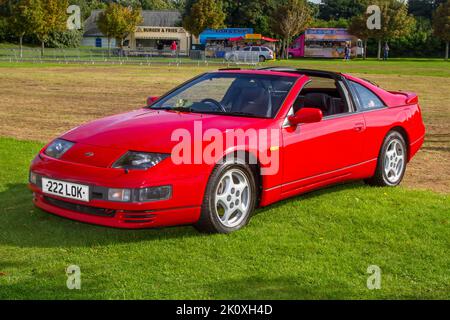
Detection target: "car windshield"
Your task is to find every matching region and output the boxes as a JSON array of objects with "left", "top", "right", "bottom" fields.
[{"left": 149, "top": 73, "right": 296, "bottom": 118}]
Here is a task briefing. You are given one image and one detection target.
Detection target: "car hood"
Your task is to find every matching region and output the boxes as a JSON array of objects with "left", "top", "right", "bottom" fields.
[{"left": 61, "top": 109, "right": 271, "bottom": 153}]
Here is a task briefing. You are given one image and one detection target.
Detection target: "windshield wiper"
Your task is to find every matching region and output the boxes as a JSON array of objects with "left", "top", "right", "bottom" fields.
[
  {"left": 151, "top": 106, "right": 192, "bottom": 112},
  {"left": 151, "top": 108, "right": 265, "bottom": 118},
  {"left": 225, "top": 111, "right": 266, "bottom": 118}
]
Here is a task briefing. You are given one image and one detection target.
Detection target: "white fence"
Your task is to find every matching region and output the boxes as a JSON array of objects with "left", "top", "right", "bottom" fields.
[{"left": 0, "top": 47, "right": 262, "bottom": 67}]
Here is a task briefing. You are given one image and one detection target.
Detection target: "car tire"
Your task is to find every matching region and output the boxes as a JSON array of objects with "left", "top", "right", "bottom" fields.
[
  {"left": 365, "top": 130, "right": 407, "bottom": 187},
  {"left": 259, "top": 56, "right": 266, "bottom": 62},
  {"left": 288, "top": 53, "right": 293, "bottom": 59},
  {"left": 195, "top": 159, "right": 257, "bottom": 234}
]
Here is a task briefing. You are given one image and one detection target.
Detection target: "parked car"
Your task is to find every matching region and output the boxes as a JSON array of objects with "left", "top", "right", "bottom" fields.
[
  {"left": 29, "top": 68, "right": 425, "bottom": 233},
  {"left": 225, "top": 46, "right": 274, "bottom": 62}
]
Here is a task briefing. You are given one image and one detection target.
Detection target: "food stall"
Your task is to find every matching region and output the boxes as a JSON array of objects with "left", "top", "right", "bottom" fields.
[
  {"left": 198, "top": 28, "right": 254, "bottom": 58},
  {"left": 229, "top": 34, "right": 279, "bottom": 52}
]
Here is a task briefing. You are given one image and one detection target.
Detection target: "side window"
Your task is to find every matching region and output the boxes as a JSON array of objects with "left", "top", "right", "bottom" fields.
[
  {"left": 350, "top": 81, "right": 385, "bottom": 110},
  {"left": 243, "top": 47, "right": 251, "bottom": 51},
  {"left": 261, "top": 47, "right": 269, "bottom": 52},
  {"left": 291, "top": 76, "right": 350, "bottom": 117},
  {"left": 251, "top": 47, "right": 260, "bottom": 52}
]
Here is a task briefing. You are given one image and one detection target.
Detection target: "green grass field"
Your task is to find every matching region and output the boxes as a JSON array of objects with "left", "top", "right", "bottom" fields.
[
  {"left": 1, "top": 57, "right": 449, "bottom": 77},
  {"left": 0, "top": 42, "right": 449, "bottom": 78},
  {"left": 0, "top": 58, "right": 449, "bottom": 299},
  {"left": 0, "top": 137, "right": 449, "bottom": 299}
]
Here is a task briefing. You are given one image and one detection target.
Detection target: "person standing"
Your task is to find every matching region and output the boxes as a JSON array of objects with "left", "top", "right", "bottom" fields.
[
  {"left": 344, "top": 43, "right": 351, "bottom": 61},
  {"left": 383, "top": 42, "right": 390, "bottom": 61},
  {"left": 171, "top": 41, "right": 178, "bottom": 57}
]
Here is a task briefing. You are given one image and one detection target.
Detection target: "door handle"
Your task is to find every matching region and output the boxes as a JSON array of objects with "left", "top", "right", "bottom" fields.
[{"left": 354, "top": 122, "right": 366, "bottom": 132}]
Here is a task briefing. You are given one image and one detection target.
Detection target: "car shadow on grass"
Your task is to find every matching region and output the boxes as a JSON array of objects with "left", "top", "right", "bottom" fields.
[
  {"left": 205, "top": 275, "right": 431, "bottom": 299},
  {"left": 0, "top": 181, "right": 367, "bottom": 249},
  {"left": 204, "top": 275, "right": 372, "bottom": 300},
  {"left": 253, "top": 181, "right": 366, "bottom": 217}
]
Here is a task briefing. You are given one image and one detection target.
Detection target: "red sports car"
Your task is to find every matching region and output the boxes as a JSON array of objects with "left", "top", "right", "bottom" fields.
[{"left": 29, "top": 68, "right": 425, "bottom": 233}]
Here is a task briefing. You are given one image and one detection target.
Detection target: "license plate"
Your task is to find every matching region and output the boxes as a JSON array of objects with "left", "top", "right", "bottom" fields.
[{"left": 42, "top": 178, "right": 90, "bottom": 202}]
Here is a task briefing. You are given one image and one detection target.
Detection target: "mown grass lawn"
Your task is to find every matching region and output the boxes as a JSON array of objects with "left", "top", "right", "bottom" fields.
[
  {"left": 0, "top": 55, "right": 450, "bottom": 78},
  {"left": 0, "top": 137, "right": 448, "bottom": 299}
]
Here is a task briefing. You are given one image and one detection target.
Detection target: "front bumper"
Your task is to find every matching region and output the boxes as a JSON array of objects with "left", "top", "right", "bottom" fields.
[
  {"left": 29, "top": 153, "right": 207, "bottom": 229},
  {"left": 31, "top": 189, "right": 200, "bottom": 229}
]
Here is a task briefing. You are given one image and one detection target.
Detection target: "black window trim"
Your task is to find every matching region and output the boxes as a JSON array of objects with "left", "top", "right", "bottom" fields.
[
  {"left": 284, "top": 76, "right": 358, "bottom": 124},
  {"left": 347, "top": 79, "right": 388, "bottom": 112}
]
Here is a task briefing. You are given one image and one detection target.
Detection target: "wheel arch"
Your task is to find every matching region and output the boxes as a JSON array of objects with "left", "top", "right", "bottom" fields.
[
  {"left": 388, "top": 126, "right": 410, "bottom": 161},
  {"left": 218, "top": 150, "right": 263, "bottom": 206}
]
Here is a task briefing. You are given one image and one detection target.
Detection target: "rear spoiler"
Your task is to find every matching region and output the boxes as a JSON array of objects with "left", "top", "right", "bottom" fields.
[{"left": 388, "top": 91, "right": 419, "bottom": 105}]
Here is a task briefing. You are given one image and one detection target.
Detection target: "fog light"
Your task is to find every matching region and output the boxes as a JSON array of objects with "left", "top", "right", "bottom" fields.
[
  {"left": 108, "top": 188, "right": 131, "bottom": 202},
  {"left": 29, "top": 171, "right": 38, "bottom": 185},
  {"left": 139, "top": 186, "right": 172, "bottom": 202}
]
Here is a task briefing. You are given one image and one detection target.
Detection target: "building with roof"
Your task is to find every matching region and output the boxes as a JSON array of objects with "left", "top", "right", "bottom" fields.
[
  {"left": 82, "top": 10, "right": 191, "bottom": 53},
  {"left": 82, "top": 9, "right": 116, "bottom": 48}
]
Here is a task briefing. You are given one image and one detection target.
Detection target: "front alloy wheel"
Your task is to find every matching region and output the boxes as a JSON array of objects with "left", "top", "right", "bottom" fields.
[
  {"left": 215, "top": 169, "right": 251, "bottom": 228},
  {"left": 195, "top": 160, "right": 257, "bottom": 233}
]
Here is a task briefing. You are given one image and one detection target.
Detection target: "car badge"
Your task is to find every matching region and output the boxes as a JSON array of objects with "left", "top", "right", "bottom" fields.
[{"left": 85, "top": 152, "right": 95, "bottom": 157}]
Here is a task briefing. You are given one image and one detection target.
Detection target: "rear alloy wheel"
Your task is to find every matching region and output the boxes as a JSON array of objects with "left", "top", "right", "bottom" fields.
[
  {"left": 365, "top": 131, "right": 407, "bottom": 187},
  {"left": 195, "top": 160, "right": 257, "bottom": 233},
  {"left": 259, "top": 56, "right": 266, "bottom": 62}
]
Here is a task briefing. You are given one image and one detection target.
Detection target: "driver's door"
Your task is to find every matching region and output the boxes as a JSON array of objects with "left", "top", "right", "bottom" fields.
[{"left": 281, "top": 110, "right": 366, "bottom": 194}]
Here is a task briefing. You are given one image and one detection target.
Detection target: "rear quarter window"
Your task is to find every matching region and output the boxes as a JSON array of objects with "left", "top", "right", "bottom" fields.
[{"left": 349, "top": 81, "right": 385, "bottom": 110}]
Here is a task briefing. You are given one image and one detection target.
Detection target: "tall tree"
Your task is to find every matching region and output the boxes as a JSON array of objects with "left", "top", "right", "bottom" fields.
[
  {"left": 182, "top": 0, "right": 225, "bottom": 37},
  {"left": 34, "top": 0, "right": 68, "bottom": 56},
  {"left": 409, "top": 0, "right": 447, "bottom": 19},
  {"left": 364, "top": 0, "right": 415, "bottom": 59},
  {"left": 97, "top": 3, "right": 143, "bottom": 55},
  {"left": 221, "top": 0, "right": 277, "bottom": 36},
  {"left": 9, "top": 0, "right": 43, "bottom": 57},
  {"left": 68, "top": 0, "right": 106, "bottom": 20},
  {"left": 409, "top": 0, "right": 434, "bottom": 19},
  {"left": 348, "top": 11, "right": 371, "bottom": 59},
  {"left": 271, "top": 0, "right": 312, "bottom": 59},
  {"left": 433, "top": 1, "right": 450, "bottom": 60},
  {"left": 318, "top": 0, "right": 365, "bottom": 20}
]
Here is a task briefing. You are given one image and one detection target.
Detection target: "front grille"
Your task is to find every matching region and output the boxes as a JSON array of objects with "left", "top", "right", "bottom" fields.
[{"left": 44, "top": 196, "right": 116, "bottom": 217}]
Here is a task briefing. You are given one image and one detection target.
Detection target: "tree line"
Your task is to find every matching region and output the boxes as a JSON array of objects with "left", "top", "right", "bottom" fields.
[
  {"left": 181, "top": 0, "right": 450, "bottom": 60},
  {"left": 0, "top": 0, "right": 449, "bottom": 59}
]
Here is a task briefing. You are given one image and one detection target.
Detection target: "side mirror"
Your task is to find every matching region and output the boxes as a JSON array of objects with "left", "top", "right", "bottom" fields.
[
  {"left": 147, "top": 96, "right": 159, "bottom": 105},
  {"left": 288, "top": 108, "right": 323, "bottom": 126}
]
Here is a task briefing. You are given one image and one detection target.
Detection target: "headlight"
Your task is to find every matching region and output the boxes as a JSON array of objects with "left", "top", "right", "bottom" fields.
[
  {"left": 44, "top": 139, "right": 74, "bottom": 159},
  {"left": 112, "top": 152, "right": 169, "bottom": 170}
]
